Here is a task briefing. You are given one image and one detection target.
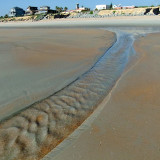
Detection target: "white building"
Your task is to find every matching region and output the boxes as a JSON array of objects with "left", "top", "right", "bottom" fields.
[
  {"left": 113, "top": 4, "right": 122, "bottom": 9},
  {"left": 96, "top": 5, "right": 110, "bottom": 10},
  {"left": 122, "top": 5, "right": 135, "bottom": 9}
]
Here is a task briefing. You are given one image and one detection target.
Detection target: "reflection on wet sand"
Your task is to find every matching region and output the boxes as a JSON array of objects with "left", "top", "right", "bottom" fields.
[{"left": 0, "top": 31, "right": 134, "bottom": 159}]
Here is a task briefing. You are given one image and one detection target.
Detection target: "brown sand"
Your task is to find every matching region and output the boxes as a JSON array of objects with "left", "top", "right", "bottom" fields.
[
  {"left": 0, "top": 28, "right": 117, "bottom": 160},
  {"left": 52, "top": 33, "right": 160, "bottom": 160},
  {"left": 0, "top": 28, "right": 115, "bottom": 121}
]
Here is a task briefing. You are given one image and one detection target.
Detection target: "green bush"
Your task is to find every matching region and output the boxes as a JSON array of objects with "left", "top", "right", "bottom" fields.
[
  {"left": 4, "top": 14, "right": 8, "bottom": 18},
  {"left": 90, "top": 11, "right": 93, "bottom": 14}
]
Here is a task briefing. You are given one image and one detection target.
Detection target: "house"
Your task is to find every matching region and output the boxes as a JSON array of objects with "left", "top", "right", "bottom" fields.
[
  {"left": 113, "top": 4, "right": 122, "bottom": 10},
  {"left": 96, "top": 5, "right": 110, "bottom": 10},
  {"left": 113, "top": 4, "right": 135, "bottom": 10},
  {"left": 39, "top": 6, "right": 50, "bottom": 14},
  {"left": 75, "top": 3, "right": 90, "bottom": 12},
  {"left": 9, "top": 7, "right": 25, "bottom": 17},
  {"left": 122, "top": 6, "right": 135, "bottom": 9},
  {"left": 76, "top": 7, "right": 90, "bottom": 12},
  {"left": 37, "top": 6, "right": 58, "bottom": 14},
  {"left": 25, "top": 6, "right": 38, "bottom": 15}
]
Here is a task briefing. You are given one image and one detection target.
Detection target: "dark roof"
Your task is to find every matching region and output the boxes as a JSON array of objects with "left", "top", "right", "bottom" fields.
[{"left": 27, "top": 6, "right": 38, "bottom": 9}]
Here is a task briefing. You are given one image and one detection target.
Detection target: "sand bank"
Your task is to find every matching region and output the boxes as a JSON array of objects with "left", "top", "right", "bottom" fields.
[{"left": 49, "top": 32, "right": 160, "bottom": 160}]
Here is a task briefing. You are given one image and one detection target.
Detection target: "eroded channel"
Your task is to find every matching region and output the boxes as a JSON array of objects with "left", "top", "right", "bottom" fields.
[{"left": 0, "top": 32, "right": 134, "bottom": 160}]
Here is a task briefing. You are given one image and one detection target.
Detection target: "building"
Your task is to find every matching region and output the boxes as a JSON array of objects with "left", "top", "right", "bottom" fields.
[
  {"left": 113, "top": 4, "right": 135, "bottom": 10},
  {"left": 39, "top": 6, "right": 50, "bottom": 14},
  {"left": 37, "top": 6, "right": 58, "bottom": 14},
  {"left": 75, "top": 3, "right": 90, "bottom": 12},
  {"left": 113, "top": 4, "right": 122, "bottom": 9},
  {"left": 25, "top": 6, "right": 38, "bottom": 15},
  {"left": 96, "top": 5, "right": 110, "bottom": 10},
  {"left": 76, "top": 7, "right": 90, "bottom": 12},
  {"left": 122, "top": 5, "right": 135, "bottom": 9},
  {"left": 9, "top": 7, "right": 25, "bottom": 17}
]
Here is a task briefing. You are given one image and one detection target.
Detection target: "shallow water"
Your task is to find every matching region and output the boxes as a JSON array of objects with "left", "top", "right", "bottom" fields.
[{"left": 0, "top": 30, "right": 136, "bottom": 159}]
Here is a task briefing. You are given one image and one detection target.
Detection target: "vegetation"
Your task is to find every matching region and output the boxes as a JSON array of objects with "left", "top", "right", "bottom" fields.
[
  {"left": 64, "top": 7, "right": 68, "bottom": 11},
  {"left": 113, "top": 11, "right": 116, "bottom": 14},
  {"left": 34, "top": 13, "right": 46, "bottom": 21},
  {"left": 55, "top": 6, "right": 63, "bottom": 13},
  {"left": 90, "top": 11, "right": 93, "bottom": 14},
  {"left": 4, "top": 14, "right": 8, "bottom": 18}
]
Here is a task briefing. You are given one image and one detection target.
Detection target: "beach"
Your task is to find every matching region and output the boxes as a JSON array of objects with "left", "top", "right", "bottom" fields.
[
  {"left": 45, "top": 30, "right": 160, "bottom": 160},
  {"left": 0, "top": 17, "right": 160, "bottom": 160},
  {"left": 0, "top": 28, "right": 115, "bottom": 121}
]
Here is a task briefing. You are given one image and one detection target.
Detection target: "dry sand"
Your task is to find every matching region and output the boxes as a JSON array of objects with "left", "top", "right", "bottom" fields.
[
  {"left": 1, "top": 16, "right": 160, "bottom": 28},
  {"left": 48, "top": 33, "right": 160, "bottom": 160},
  {"left": 0, "top": 28, "right": 115, "bottom": 121}
]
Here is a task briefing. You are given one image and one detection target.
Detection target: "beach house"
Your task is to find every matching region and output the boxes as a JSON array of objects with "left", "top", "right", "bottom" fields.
[
  {"left": 25, "top": 6, "right": 38, "bottom": 15},
  {"left": 39, "top": 6, "right": 50, "bottom": 14},
  {"left": 122, "top": 6, "right": 135, "bottom": 9},
  {"left": 9, "top": 7, "right": 25, "bottom": 17},
  {"left": 113, "top": 4, "right": 122, "bottom": 10},
  {"left": 38, "top": 6, "right": 58, "bottom": 14},
  {"left": 96, "top": 5, "right": 110, "bottom": 10}
]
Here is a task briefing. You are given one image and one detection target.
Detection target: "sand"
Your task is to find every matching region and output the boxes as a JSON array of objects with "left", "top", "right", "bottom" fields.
[
  {"left": 0, "top": 27, "right": 117, "bottom": 160},
  {"left": 0, "top": 18, "right": 160, "bottom": 160},
  {"left": 1, "top": 16, "right": 160, "bottom": 28},
  {"left": 0, "top": 28, "right": 115, "bottom": 121},
  {"left": 49, "top": 32, "right": 160, "bottom": 160}
]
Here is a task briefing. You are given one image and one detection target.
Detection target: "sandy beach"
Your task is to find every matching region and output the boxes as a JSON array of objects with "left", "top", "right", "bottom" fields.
[
  {"left": 0, "top": 28, "right": 115, "bottom": 121},
  {"left": 1, "top": 16, "right": 160, "bottom": 28},
  {"left": 47, "top": 32, "right": 160, "bottom": 160},
  {"left": 0, "top": 17, "right": 160, "bottom": 160}
]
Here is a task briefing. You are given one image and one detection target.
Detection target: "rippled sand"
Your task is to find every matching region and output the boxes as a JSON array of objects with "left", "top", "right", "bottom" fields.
[
  {"left": 1, "top": 20, "right": 160, "bottom": 160},
  {"left": 0, "top": 28, "right": 117, "bottom": 159},
  {"left": 0, "top": 28, "right": 115, "bottom": 122},
  {"left": 50, "top": 31, "right": 160, "bottom": 160}
]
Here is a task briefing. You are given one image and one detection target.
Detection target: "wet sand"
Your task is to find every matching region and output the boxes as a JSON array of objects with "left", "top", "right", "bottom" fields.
[
  {"left": 0, "top": 28, "right": 117, "bottom": 160},
  {"left": 50, "top": 32, "right": 160, "bottom": 160},
  {"left": 0, "top": 18, "right": 160, "bottom": 160},
  {"left": 0, "top": 28, "right": 115, "bottom": 121}
]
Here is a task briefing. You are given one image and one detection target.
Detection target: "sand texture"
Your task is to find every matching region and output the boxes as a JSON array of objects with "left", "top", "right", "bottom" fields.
[
  {"left": 50, "top": 32, "right": 160, "bottom": 160},
  {"left": 0, "top": 28, "right": 117, "bottom": 159},
  {"left": 0, "top": 28, "right": 115, "bottom": 122},
  {"left": 1, "top": 16, "right": 160, "bottom": 28},
  {"left": 0, "top": 31, "right": 134, "bottom": 160}
]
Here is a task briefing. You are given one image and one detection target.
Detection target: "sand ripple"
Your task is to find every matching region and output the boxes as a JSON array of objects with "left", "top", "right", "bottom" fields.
[{"left": 0, "top": 33, "right": 134, "bottom": 160}]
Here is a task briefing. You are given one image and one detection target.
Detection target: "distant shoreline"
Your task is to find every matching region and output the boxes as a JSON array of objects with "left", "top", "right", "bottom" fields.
[{"left": 0, "top": 16, "right": 160, "bottom": 28}]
